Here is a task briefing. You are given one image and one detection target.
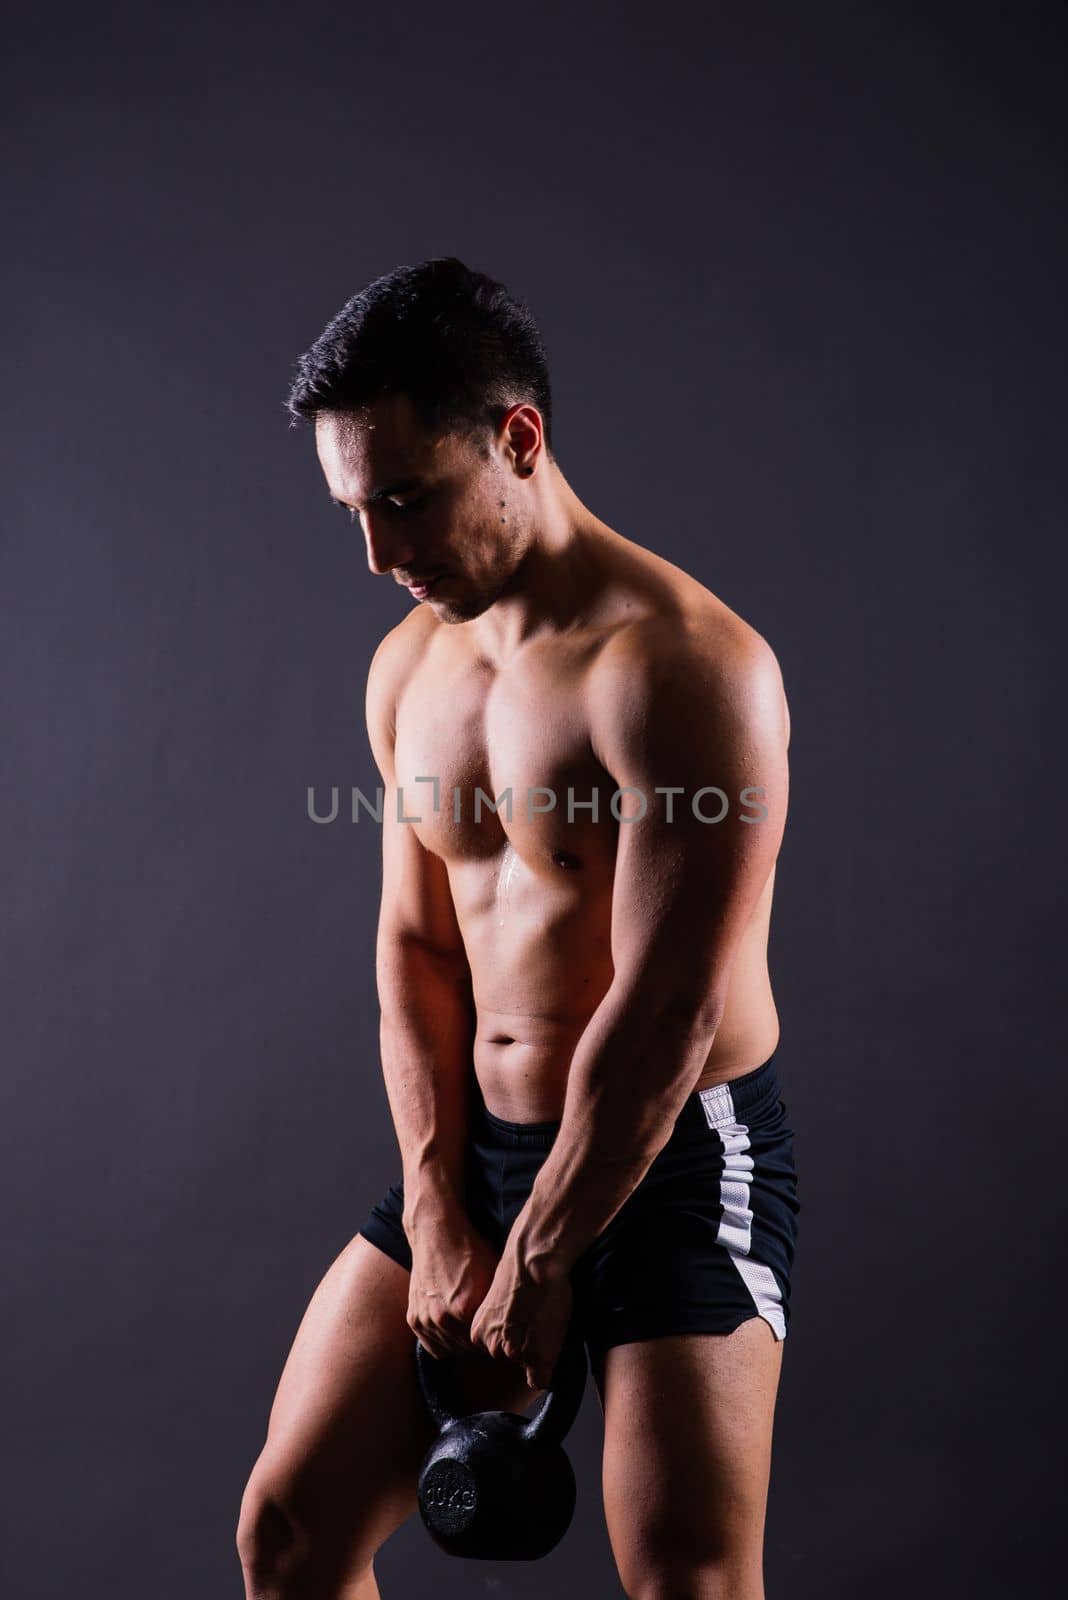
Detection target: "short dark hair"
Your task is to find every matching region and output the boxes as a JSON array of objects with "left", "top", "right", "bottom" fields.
[{"left": 286, "top": 256, "right": 554, "bottom": 455}]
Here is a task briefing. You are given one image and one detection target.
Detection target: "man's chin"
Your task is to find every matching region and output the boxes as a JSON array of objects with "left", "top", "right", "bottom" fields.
[{"left": 433, "top": 589, "right": 491, "bottom": 624}]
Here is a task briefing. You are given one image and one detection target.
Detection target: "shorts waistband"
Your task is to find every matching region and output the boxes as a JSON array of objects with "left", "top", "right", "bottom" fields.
[
  {"left": 472, "top": 1093, "right": 562, "bottom": 1149},
  {"left": 470, "top": 1052, "right": 782, "bottom": 1150},
  {"left": 678, "top": 1053, "right": 781, "bottom": 1135}
]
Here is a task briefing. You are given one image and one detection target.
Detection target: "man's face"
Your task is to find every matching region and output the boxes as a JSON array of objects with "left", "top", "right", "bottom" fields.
[{"left": 315, "top": 393, "right": 530, "bottom": 623}]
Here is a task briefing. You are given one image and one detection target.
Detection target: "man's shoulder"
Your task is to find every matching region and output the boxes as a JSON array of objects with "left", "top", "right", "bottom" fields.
[
  {"left": 588, "top": 527, "right": 777, "bottom": 675},
  {"left": 367, "top": 607, "right": 435, "bottom": 689},
  {"left": 364, "top": 609, "right": 436, "bottom": 754},
  {"left": 582, "top": 534, "right": 789, "bottom": 771},
  {"left": 592, "top": 590, "right": 781, "bottom": 708}
]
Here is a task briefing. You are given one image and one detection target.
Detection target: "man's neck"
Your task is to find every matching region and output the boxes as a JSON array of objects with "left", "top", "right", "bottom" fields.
[{"left": 467, "top": 467, "right": 600, "bottom": 662}]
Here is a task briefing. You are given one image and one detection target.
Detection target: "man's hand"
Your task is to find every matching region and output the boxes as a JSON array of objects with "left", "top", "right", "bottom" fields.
[
  {"left": 469, "top": 1248, "right": 574, "bottom": 1392},
  {"left": 407, "top": 1209, "right": 502, "bottom": 1361}
]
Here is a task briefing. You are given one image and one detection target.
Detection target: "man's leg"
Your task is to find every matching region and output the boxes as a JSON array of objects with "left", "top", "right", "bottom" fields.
[
  {"left": 594, "top": 1319, "right": 784, "bottom": 1600},
  {"left": 236, "top": 1233, "right": 535, "bottom": 1599}
]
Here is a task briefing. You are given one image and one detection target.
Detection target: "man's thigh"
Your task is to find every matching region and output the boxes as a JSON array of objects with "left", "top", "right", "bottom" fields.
[
  {"left": 238, "top": 1233, "right": 537, "bottom": 1584},
  {"left": 594, "top": 1320, "right": 784, "bottom": 1600}
]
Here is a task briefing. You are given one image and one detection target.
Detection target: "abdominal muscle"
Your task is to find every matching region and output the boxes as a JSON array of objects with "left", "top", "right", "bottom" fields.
[{"left": 460, "top": 864, "right": 781, "bottom": 1124}]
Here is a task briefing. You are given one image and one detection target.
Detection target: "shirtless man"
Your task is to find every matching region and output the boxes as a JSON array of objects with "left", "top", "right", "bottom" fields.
[{"left": 237, "top": 258, "right": 800, "bottom": 1600}]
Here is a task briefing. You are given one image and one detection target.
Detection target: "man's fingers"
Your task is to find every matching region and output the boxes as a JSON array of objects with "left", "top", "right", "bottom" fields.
[
  {"left": 412, "top": 1323, "right": 454, "bottom": 1360},
  {"left": 412, "top": 1314, "right": 473, "bottom": 1360}
]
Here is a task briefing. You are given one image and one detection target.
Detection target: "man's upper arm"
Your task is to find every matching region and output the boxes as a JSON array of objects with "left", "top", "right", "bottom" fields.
[
  {"left": 365, "top": 626, "right": 468, "bottom": 968},
  {"left": 588, "top": 616, "right": 789, "bottom": 1033}
]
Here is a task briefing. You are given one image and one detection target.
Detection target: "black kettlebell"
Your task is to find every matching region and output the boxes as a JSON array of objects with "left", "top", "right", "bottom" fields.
[{"left": 414, "top": 1328, "right": 588, "bottom": 1561}]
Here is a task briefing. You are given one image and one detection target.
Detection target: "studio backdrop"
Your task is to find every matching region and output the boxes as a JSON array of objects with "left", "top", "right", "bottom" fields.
[{"left": 2, "top": 3, "right": 1065, "bottom": 1596}]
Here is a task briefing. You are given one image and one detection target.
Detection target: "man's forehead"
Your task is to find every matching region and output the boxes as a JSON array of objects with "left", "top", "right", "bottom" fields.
[
  {"left": 315, "top": 400, "right": 444, "bottom": 501},
  {"left": 316, "top": 399, "right": 419, "bottom": 465}
]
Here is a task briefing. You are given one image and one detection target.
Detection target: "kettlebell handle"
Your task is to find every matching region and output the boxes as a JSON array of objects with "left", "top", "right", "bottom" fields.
[
  {"left": 414, "top": 1327, "right": 587, "bottom": 1447},
  {"left": 521, "top": 1328, "right": 588, "bottom": 1446},
  {"left": 413, "top": 1337, "right": 466, "bottom": 1431}
]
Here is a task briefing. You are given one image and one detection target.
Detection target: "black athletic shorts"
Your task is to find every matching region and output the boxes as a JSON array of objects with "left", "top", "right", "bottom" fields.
[{"left": 356, "top": 1053, "right": 800, "bottom": 1368}]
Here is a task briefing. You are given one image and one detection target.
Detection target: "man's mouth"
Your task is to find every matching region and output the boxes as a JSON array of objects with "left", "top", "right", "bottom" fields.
[{"left": 403, "top": 576, "right": 440, "bottom": 598}]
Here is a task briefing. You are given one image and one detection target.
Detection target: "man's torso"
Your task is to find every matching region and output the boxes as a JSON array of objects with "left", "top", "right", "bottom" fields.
[{"left": 387, "top": 523, "right": 787, "bottom": 1120}]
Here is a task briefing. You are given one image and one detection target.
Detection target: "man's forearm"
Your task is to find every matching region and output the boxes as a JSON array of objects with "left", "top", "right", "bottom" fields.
[
  {"left": 508, "top": 987, "right": 721, "bottom": 1274},
  {"left": 377, "top": 936, "right": 476, "bottom": 1231}
]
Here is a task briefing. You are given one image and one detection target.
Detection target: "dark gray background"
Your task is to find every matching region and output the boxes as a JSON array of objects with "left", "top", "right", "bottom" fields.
[{"left": 3, "top": 1, "right": 1065, "bottom": 1594}]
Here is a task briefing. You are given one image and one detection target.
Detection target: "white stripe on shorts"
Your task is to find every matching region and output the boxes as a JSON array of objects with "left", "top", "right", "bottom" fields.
[{"left": 698, "top": 1083, "right": 787, "bottom": 1341}]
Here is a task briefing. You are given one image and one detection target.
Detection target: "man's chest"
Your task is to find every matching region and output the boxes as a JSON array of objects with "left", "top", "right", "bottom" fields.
[{"left": 393, "top": 649, "right": 618, "bottom": 870}]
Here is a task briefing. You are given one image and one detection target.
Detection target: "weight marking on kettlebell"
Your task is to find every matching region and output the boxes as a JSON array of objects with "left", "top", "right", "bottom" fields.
[
  {"left": 424, "top": 1483, "right": 477, "bottom": 1510},
  {"left": 414, "top": 1331, "right": 587, "bottom": 1558}
]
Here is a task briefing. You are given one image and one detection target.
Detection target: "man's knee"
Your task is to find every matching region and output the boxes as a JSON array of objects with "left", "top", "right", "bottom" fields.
[
  {"left": 619, "top": 1534, "right": 764, "bottom": 1600},
  {"left": 625, "top": 1563, "right": 763, "bottom": 1600},
  {"left": 236, "top": 1478, "right": 310, "bottom": 1594},
  {"left": 236, "top": 1465, "right": 384, "bottom": 1599}
]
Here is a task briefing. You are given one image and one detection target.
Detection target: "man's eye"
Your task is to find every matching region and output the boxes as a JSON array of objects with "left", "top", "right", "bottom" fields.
[{"left": 342, "top": 494, "right": 427, "bottom": 523}]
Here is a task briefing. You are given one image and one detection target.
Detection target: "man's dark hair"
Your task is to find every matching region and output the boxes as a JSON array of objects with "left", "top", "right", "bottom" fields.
[{"left": 286, "top": 256, "right": 554, "bottom": 456}]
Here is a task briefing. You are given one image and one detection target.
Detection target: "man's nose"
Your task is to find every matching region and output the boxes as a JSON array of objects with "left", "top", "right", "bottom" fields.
[{"left": 363, "top": 521, "right": 414, "bottom": 576}]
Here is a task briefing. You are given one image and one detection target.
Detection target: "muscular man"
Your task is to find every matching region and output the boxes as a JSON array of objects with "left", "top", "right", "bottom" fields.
[{"left": 237, "top": 258, "right": 800, "bottom": 1600}]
